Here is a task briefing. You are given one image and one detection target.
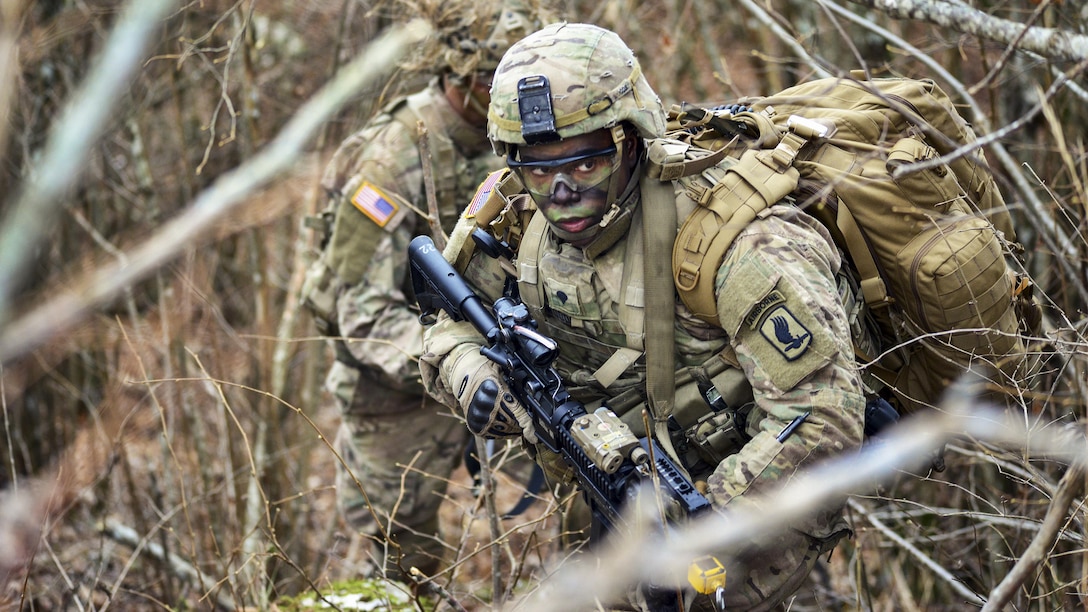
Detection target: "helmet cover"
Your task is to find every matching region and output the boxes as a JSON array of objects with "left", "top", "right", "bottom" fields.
[{"left": 487, "top": 22, "right": 666, "bottom": 154}]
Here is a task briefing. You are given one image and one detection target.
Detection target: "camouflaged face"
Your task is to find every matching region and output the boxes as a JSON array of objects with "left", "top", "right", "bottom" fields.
[{"left": 487, "top": 22, "right": 667, "bottom": 150}]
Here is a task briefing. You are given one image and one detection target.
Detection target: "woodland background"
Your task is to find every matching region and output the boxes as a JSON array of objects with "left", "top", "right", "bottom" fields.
[{"left": 0, "top": 0, "right": 1086, "bottom": 610}]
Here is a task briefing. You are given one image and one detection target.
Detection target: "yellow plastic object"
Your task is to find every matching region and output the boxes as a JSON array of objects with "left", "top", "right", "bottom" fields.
[{"left": 687, "top": 555, "right": 726, "bottom": 595}]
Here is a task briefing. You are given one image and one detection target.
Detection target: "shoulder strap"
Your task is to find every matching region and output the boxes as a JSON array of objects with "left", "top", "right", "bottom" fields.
[
  {"left": 640, "top": 176, "right": 685, "bottom": 469},
  {"left": 646, "top": 138, "right": 730, "bottom": 181},
  {"left": 515, "top": 210, "right": 551, "bottom": 324},
  {"left": 672, "top": 120, "right": 818, "bottom": 326}
]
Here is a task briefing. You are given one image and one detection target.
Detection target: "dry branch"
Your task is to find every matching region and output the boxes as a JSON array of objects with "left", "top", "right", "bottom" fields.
[
  {"left": 848, "top": 497, "right": 987, "bottom": 605},
  {"left": 514, "top": 387, "right": 1088, "bottom": 611},
  {"left": 101, "top": 517, "right": 238, "bottom": 611},
  {"left": 0, "top": 0, "right": 177, "bottom": 323},
  {"left": 982, "top": 462, "right": 1087, "bottom": 611},
  {"left": 846, "top": 0, "right": 1088, "bottom": 62}
]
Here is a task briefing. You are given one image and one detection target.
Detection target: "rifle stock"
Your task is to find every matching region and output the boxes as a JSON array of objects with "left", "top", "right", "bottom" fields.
[{"left": 409, "top": 235, "right": 710, "bottom": 538}]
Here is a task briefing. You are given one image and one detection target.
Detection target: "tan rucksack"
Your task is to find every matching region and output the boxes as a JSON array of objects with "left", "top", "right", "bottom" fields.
[{"left": 655, "top": 72, "right": 1041, "bottom": 416}]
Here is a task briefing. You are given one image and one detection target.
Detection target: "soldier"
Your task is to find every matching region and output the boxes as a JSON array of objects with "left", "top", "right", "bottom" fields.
[
  {"left": 420, "top": 22, "right": 867, "bottom": 610},
  {"left": 300, "top": 0, "right": 554, "bottom": 581}
]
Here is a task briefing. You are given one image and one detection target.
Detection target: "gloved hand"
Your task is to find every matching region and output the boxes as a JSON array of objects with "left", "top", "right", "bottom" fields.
[{"left": 451, "top": 350, "right": 538, "bottom": 444}]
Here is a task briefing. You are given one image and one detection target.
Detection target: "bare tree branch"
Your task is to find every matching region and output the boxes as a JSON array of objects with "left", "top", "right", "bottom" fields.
[
  {"left": 848, "top": 497, "right": 987, "bottom": 605},
  {"left": 846, "top": 0, "right": 1088, "bottom": 62},
  {"left": 516, "top": 383, "right": 1088, "bottom": 611},
  {"left": 101, "top": 517, "right": 238, "bottom": 611},
  {"left": 981, "top": 462, "right": 1087, "bottom": 611},
  {"left": 735, "top": 0, "right": 834, "bottom": 80},
  {"left": 0, "top": 20, "right": 431, "bottom": 364}
]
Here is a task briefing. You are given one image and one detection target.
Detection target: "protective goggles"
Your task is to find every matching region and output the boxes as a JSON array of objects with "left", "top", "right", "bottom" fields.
[{"left": 507, "top": 145, "right": 620, "bottom": 199}]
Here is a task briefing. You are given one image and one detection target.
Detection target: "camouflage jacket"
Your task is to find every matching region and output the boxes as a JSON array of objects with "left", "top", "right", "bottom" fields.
[
  {"left": 307, "top": 80, "right": 504, "bottom": 393},
  {"left": 420, "top": 160, "right": 867, "bottom": 540}
]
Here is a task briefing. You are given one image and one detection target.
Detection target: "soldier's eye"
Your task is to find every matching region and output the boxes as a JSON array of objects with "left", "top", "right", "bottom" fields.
[{"left": 574, "top": 159, "right": 599, "bottom": 173}]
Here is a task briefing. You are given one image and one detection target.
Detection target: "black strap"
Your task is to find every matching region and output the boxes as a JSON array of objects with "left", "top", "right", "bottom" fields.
[{"left": 462, "top": 439, "right": 548, "bottom": 519}]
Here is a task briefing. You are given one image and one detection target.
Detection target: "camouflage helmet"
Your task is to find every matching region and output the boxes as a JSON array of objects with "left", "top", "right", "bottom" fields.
[
  {"left": 399, "top": 0, "right": 552, "bottom": 80},
  {"left": 487, "top": 22, "right": 667, "bottom": 154}
]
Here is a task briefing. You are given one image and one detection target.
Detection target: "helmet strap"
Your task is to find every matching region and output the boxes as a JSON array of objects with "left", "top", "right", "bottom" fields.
[{"left": 580, "top": 156, "right": 643, "bottom": 259}]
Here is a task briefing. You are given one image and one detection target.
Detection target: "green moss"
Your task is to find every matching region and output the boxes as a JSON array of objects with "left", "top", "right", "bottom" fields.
[{"left": 275, "top": 578, "right": 428, "bottom": 611}]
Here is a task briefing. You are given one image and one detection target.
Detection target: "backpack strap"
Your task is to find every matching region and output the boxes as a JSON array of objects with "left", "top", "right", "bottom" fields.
[
  {"left": 829, "top": 195, "right": 891, "bottom": 310},
  {"left": 646, "top": 138, "right": 730, "bottom": 181},
  {"left": 671, "top": 115, "right": 828, "bottom": 326}
]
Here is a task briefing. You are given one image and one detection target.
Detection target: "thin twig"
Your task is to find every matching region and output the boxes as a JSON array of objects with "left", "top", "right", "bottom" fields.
[
  {"left": 101, "top": 517, "right": 238, "bottom": 611},
  {"left": 417, "top": 121, "right": 447, "bottom": 252},
  {"left": 473, "top": 435, "right": 505, "bottom": 609},
  {"left": 734, "top": 0, "right": 833, "bottom": 80},
  {"left": 982, "top": 463, "right": 1087, "bottom": 611},
  {"left": 849, "top": 497, "right": 988, "bottom": 606},
  {"left": 410, "top": 567, "right": 469, "bottom": 612}
]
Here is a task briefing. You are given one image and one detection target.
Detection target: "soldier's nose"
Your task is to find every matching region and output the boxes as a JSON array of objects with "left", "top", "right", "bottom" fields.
[{"left": 551, "top": 181, "right": 579, "bottom": 205}]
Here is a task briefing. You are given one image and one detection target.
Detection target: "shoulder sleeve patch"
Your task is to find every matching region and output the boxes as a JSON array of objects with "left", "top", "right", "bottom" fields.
[
  {"left": 466, "top": 169, "right": 506, "bottom": 218},
  {"left": 718, "top": 247, "right": 832, "bottom": 391},
  {"left": 350, "top": 181, "right": 399, "bottom": 227}
]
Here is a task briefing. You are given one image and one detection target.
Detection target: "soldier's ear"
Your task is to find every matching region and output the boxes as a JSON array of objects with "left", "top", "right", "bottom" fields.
[{"left": 622, "top": 126, "right": 641, "bottom": 166}]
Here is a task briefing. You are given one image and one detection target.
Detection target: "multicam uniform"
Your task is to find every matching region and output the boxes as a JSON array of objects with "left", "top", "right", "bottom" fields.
[
  {"left": 419, "top": 23, "right": 867, "bottom": 610},
  {"left": 302, "top": 79, "right": 504, "bottom": 577}
]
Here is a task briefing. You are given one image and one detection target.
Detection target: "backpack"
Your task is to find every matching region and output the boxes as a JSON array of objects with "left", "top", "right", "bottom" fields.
[{"left": 654, "top": 72, "right": 1041, "bottom": 416}]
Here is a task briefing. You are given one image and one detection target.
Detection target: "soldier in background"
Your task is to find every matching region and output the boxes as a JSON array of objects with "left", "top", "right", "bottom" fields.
[
  {"left": 300, "top": 0, "right": 555, "bottom": 581},
  {"left": 420, "top": 23, "right": 866, "bottom": 609}
]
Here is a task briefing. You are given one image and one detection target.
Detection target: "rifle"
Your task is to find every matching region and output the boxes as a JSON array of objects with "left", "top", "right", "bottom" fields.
[{"left": 408, "top": 234, "right": 711, "bottom": 539}]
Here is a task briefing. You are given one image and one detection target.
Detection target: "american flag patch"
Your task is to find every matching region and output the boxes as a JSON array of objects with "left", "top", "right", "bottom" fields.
[
  {"left": 466, "top": 170, "right": 505, "bottom": 217},
  {"left": 350, "top": 181, "right": 398, "bottom": 227}
]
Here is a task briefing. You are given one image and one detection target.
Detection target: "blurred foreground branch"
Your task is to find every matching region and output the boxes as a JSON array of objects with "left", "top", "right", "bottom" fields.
[
  {"left": 512, "top": 384, "right": 1088, "bottom": 611},
  {"left": 0, "top": 20, "right": 431, "bottom": 364},
  {"left": 0, "top": 0, "right": 177, "bottom": 324}
]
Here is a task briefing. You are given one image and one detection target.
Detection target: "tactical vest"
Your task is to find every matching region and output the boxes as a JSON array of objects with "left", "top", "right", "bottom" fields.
[
  {"left": 302, "top": 85, "right": 502, "bottom": 354},
  {"left": 458, "top": 171, "right": 764, "bottom": 474}
]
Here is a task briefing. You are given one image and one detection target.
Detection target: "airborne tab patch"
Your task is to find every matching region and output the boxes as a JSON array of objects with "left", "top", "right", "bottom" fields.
[
  {"left": 757, "top": 304, "right": 812, "bottom": 361},
  {"left": 745, "top": 289, "right": 786, "bottom": 330},
  {"left": 351, "top": 181, "right": 398, "bottom": 227}
]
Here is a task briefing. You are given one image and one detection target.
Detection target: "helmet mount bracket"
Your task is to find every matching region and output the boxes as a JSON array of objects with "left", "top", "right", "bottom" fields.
[{"left": 517, "top": 75, "right": 560, "bottom": 145}]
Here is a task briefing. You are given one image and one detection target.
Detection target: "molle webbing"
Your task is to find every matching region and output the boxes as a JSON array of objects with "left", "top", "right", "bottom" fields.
[
  {"left": 516, "top": 210, "right": 647, "bottom": 390},
  {"left": 670, "top": 142, "right": 803, "bottom": 326}
]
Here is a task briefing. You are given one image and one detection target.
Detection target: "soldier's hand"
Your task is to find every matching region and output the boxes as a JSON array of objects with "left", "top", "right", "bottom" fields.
[{"left": 453, "top": 351, "right": 538, "bottom": 444}]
